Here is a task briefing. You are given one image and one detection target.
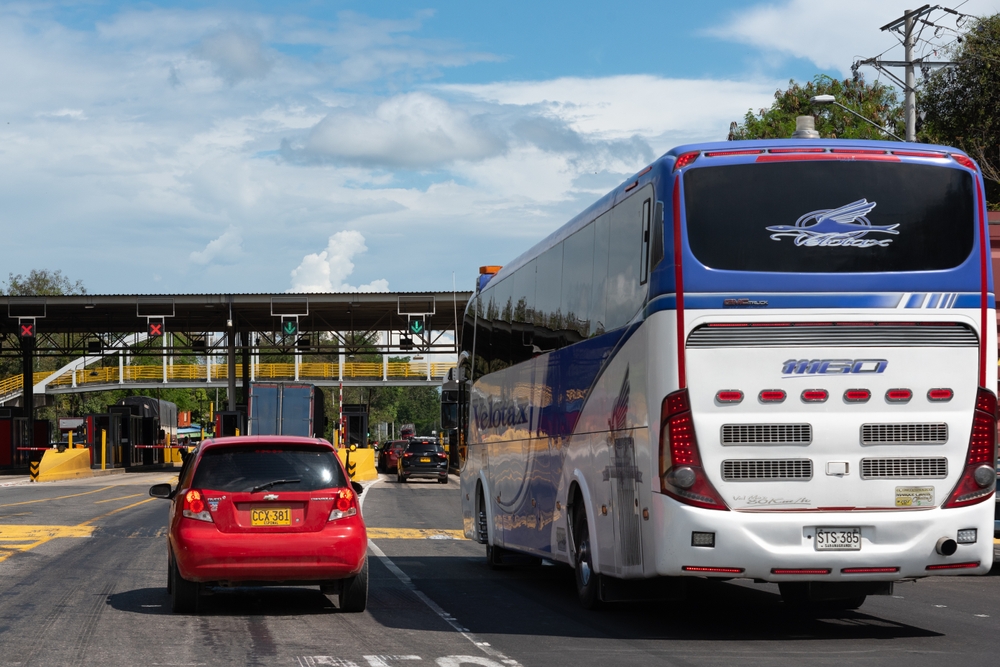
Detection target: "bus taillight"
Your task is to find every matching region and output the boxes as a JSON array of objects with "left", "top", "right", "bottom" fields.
[
  {"left": 659, "top": 389, "right": 728, "bottom": 511},
  {"left": 942, "top": 387, "right": 997, "bottom": 508}
]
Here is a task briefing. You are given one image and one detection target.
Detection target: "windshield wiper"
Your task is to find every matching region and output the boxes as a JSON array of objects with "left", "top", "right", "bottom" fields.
[{"left": 250, "top": 478, "right": 301, "bottom": 494}]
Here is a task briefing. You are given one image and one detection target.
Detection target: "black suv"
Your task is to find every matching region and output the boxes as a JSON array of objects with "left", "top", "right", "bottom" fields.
[{"left": 397, "top": 438, "right": 448, "bottom": 484}]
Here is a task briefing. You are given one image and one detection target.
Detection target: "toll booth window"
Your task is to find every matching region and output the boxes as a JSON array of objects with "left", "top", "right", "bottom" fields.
[{"left": 192, "top": 446, "right": 347, "bottom": 492}]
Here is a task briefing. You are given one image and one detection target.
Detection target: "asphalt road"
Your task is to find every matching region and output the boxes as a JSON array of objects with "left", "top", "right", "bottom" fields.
[{"left": 0, "top": 472, "right": 998, "bottom": 667}]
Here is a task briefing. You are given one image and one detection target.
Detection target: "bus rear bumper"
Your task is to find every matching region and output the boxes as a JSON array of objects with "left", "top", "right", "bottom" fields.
[{"left": 650, "top": 492, "right": 995, "bottom": 580}]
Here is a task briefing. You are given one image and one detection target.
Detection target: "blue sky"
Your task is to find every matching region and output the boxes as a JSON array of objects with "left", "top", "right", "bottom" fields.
[{"left": 0, "top": 0, "right": 990, "bottom": 294}]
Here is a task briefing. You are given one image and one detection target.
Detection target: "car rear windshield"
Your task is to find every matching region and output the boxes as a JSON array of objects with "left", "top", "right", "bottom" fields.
[
  {"left": 191, "top": 445, "right": 347, "bottom": 492},
  {"left": 684, "top": 161, "right": 975, "bottom": 273},
  {"left": 407, "top": 442, "right": 442, "bottom": 454}
]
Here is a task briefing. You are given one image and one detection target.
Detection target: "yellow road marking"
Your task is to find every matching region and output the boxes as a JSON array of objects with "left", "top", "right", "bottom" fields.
[
  {"left": 94, "top": 493, "right": 144, "bottom": 504},
  {"left": 0, "top": 486, "right": 114, "bottom": 508},
  {"left": 367, "top": 528, "right": 466, "bottom": 540},
  {"left": 0, "top": 524, "right": 95, "bottom": 564},
  {"left": 78, "top": 497, "right": 157, "bottom": 526}
]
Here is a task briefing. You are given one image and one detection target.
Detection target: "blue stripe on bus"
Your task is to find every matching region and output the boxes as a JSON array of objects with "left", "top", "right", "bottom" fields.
[{"left": 644, "top": 292, "right": 994, "bottom": 317}]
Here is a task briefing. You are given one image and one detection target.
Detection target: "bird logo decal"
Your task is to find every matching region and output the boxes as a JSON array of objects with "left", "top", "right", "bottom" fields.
[{"left": 766, "top": 199, "right": 899, "bottom": 248}]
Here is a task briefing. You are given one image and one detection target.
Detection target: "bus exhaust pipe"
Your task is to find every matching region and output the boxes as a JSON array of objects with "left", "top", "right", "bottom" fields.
[{"left": 935, "top": 537, "right": 957, "bottom": 556}]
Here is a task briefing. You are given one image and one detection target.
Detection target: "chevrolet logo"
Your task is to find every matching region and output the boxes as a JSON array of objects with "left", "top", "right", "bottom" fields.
[{"left": 263, "top": 494, "right": 279, "bottom": 500}]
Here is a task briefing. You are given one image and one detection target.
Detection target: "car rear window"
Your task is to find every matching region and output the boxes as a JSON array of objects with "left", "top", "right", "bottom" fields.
[
  {"left": 684, "top": 161, "right": 975, "bottom": 273},
  {"left": 407, "top": 442, "right": 442, "bottom": 454},
  {"left": 191, "top": 445, "right": 347, "bottom": 492}
]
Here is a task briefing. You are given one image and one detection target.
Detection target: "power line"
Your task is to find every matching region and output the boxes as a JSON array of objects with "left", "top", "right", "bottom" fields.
[{"left": 853, "top": 4, "right": 974, "bottom": 141}]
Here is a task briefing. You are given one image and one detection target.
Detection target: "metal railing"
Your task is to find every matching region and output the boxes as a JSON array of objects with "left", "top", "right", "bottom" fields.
[{"left": 18, "top": 361, "right": 457, "bottom": 389}]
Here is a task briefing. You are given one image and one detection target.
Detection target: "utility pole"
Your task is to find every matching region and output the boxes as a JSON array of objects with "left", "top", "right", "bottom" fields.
[
  {"left": 904, "top": 9, "right": 917, "bottom": 142},
  {"left": 853, "top": 5, "right": 961, "bottom": 142}
]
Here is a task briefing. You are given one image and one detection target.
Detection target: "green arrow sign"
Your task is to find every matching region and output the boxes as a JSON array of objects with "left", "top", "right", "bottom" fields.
[
  {"left": 283, "top": 320, "right": 298, "bottom": 336},
  {"left": 409, "top": 319, "right": 424, "bottom": 335}
]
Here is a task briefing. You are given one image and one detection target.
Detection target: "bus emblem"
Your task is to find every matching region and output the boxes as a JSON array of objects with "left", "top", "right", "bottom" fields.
[
  {"left": 782, "top": 359, "right": 888, "bottom": 377},
  {"left": 766, "top": 199, "right": 899, "bottom": 248}
]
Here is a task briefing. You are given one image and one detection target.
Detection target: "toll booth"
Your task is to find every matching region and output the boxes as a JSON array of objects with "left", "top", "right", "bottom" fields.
[
  {"left": 341, "top": 404, "right": 369, "bottom": 447},
  {"left": 13, "top": 418, "right": 51, "bottom": 467},
  {"left": 109, "top": 406, "right": 147, "bottom": 466},
  {"left": 215, "top": 411, "right": 245, "bottom": 437},
  {"left": 86, "top": 413, "right": 123, "bottom": 468},
  {"left": 441, "top": 373, "right": 460, "bottom": 471}
]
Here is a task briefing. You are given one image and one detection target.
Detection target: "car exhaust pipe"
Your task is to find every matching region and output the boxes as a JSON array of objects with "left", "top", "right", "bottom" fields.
[{"left": 935, "top": 537, "right": 958, "bottom": 556}]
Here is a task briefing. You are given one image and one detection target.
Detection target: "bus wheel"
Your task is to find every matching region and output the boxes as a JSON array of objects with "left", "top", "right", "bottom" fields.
[
  {"left": 573, "top": 509, "right": 599, "bottom": 609},
  {"left": 487, "top": 544, "right": 507, "bottom": 569}
]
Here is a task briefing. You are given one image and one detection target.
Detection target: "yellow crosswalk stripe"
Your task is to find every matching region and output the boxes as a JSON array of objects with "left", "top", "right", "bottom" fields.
[
  {"left": 0, "top": 524, "right": 95, "bottom": 563},
  {"left": 367, "top": 528, "right": 465, "bottom": 540}
]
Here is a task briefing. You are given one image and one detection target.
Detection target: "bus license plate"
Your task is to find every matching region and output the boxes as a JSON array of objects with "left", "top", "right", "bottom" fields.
[
  {"left": 251, "top": 507, "right": 291, "bottom": 526},
  {"left": 814, "top": 527, "right": 861, "bottom": 551},
  {"left": 420, "top": 457, "right": 431, "bottom": 463}
]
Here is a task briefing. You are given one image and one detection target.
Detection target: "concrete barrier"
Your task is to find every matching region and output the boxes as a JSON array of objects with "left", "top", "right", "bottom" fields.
[
  {"left": 337, "top": 447, "right": 377, "bottom": 481},
  {"left": 33, "top": 448, "right": 94, "bottom": 483}
]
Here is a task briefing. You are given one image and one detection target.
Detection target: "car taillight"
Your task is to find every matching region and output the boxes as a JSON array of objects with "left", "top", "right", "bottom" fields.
[
  {"left": 885, "top": 388, "right": 912, "bottom": 403},
  {"left": 328, "top": 488, "right": 358, "bottom": 521},
  {"left": 437, "top": 452, "right": 448, "bottom": 459},
  {"left": 404, "top": 452, "right": 414, "bottom": 457},
  {"left": 715, "top": 390, "right": 743, "bottom": 404},
  {"left": 927, "top": 388, "right": 953, "bottom": 402},
  {"left": 182, "top": 489, "right": 213, "bottom": 523},
  {"left": 801, "top": 389, "right": 828, "bottom": 403},
  {"left": 658, "top": 389, "right": 728, "bottom": 511},
  {"left": 943, "top": 387, "right": 998, "bottom": 508}
]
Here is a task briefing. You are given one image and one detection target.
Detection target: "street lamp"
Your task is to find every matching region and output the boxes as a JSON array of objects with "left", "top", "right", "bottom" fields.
[{"left": 809, "top": 94, "right": 904, "bottom": 142}]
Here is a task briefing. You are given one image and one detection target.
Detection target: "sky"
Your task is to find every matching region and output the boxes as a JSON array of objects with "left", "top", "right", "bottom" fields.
[{"left": 0, "top": 0, "right": 994, "bottom": 295}]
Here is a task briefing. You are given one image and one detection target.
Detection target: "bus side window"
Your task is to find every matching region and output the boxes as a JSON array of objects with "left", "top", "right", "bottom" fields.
[
  {"left": 591, "top": 211, "right": 611, "bottom": 336},
  {"left": 640, "top": 198, "right": 651, "bottom": 285},
  {"left": 561, "top": 222, "right": 595, "bottom": 340}
]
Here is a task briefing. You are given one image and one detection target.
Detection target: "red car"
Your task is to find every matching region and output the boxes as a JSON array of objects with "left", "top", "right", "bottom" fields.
[
  {"left": 149, "top": 436, "right": 367, "bottom": 614},
  {"left": 378, "top": 440, "right": 408, "bottom": 473}
]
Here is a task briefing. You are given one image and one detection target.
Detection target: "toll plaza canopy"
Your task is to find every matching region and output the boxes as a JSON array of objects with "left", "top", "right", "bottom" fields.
[{"left": 0, "top": 292, "right": 472, "bottom": 358}]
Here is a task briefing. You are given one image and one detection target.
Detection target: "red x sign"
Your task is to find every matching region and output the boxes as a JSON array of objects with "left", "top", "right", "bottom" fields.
[
  {"left": 148, "top": 322, "right": 163, "bottom": 337},
  {"left": 19, "top": 323, "right": 34, "bottom": 338}
]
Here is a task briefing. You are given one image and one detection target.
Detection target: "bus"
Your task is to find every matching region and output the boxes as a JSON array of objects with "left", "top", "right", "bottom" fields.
[{"left": 458, "top": 137, "right": 997, "bottom": 609}]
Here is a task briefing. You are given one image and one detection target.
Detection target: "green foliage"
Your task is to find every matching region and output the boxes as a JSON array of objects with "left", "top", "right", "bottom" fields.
[
  {"left": 729, "top": 74, "right": 904, "bottom": 141},
  {"left": 4, "top": 269, "right": 86, "bottom": 296},
  {"left": 919, "top": 13, "right": 1000, "bottom": 208}
]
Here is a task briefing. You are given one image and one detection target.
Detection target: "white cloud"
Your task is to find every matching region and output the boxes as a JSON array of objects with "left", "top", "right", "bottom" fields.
[
  {"left": 708, "top": 1, "right": 998, "bottom": 76},
  {"left": 289, "top": 230, "right": 389, "bottom": 293},
  {"left": 300, "top": 92, "right": 506, "bottom": 167},
  {"left": 195, "top": 28, "right": 273, "bottom": 84},
  {"left": 189, "top": 226, "right": 243, "bottom": 264}
]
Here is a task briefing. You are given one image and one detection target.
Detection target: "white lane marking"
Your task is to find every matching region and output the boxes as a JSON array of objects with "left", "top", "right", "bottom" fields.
[
  {"left": 359, "top": 480, "right": 519, "bottom": 666},
  {"left": 363, "top": 657, "right": 421, "bottom": 666},
  {"left": 299, "top": 657, "right": 514, "bottom": 667},
  {"left": 975, "top": 614, "right": 990, "bottom": 618}
]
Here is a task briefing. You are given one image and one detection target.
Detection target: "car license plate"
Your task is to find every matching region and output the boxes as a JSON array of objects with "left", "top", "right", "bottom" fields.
[
  {"left": 420, "top": 457, "right": 431, "bottom": 463},
  {"left": 251, "top": 507, "right": 291, "bottom": 526},
  {"left": 814, "top": 527, "right": 861, "bottom": 551}
]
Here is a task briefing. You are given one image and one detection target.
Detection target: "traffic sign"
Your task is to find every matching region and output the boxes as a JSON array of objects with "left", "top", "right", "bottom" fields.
[
  {"left": 19, "top": 319, "right": 35, "bottom": 338},
  {"left": 409, "top": 317, "right": 424, "bottom": 335},
  {"left": 148, "top": 320, "right": 163, "bottom": 337},
  {"left": 281, "top": 317, "right": 298, "bottom": 337}
]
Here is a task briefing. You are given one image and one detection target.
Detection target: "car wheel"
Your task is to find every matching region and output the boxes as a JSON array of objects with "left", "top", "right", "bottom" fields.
[
  {"left": 171, "top": 555, "right": 200, "bottom": 614},
  {"left": 438, "top": 474, "right": 449, "bottom": 484},
  {"left": 339, "top": 557, "right": 368, "bottom": 613},
  {"left": 573, "top": 508, "right": 599, "bottom": 609}
]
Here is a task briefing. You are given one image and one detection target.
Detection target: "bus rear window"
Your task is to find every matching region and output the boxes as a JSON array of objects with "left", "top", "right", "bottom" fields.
[{"left": 684, "top": 161, "right": 975, "bottom": 273}]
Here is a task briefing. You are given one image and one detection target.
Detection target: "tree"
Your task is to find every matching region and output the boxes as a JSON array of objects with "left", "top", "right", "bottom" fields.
[
  {"left": 4, "top": 269, "right": 86, "bottom": 296},
  {"left": 728, "top": 74, "right": 904, "bottom": 141},
  {"left": 919, "top": 14, "right": 1000, "bottom": 208}
]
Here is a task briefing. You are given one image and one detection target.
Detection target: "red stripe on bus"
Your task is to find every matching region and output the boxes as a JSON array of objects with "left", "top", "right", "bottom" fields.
[
  {"left": 673, "top": 178, "right": 686, "bottom": 388},
  {"left": 977, "top": 177, "right": 988, "bottom": 387}
]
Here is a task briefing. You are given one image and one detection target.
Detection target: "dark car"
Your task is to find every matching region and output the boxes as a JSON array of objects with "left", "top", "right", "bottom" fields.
[
  {"left": 378, "top": 440, "right": 408, "bottom": 473},
  {"left": 397, "top": 438, "right": 448, "bottom": 484},
  {"left": 149, "top": 436, "right": 368, "bottom": 614}
]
